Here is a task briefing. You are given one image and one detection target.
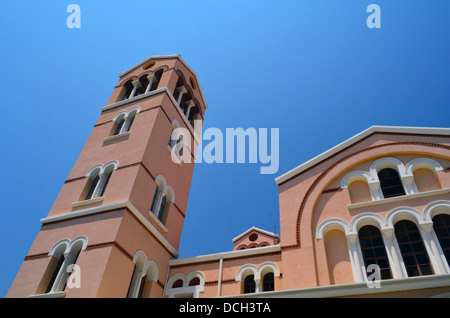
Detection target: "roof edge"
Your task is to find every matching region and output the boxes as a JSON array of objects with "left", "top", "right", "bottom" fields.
[
  {"left": 232, "top": 226, "right": 280, "bottom": 243},
  {"left": 275, "top": 125, "right": 450, "bottom": 185}
]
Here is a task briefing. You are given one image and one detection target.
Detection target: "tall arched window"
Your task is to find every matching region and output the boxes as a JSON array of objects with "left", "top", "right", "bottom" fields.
[
  {"left": 358, "top": 225, "right": 392, "bottom": 280},
  {"left": 113, "top": 116, "right": 126, "bottom": 136},
  {"left": 146, "top": 69, "right": 163, "bottom": 93},
  {"left": 433, "top": 214, "right": 450, "bottom": 266},
  {"left": 149, "top": 176, "right": 174, "bottom": 225},
  {"left": 378, "top": 168, "right": 406, "bottom": 198},
  {"left": 36, "top": 236, "right": 87, "bottom": 296},
  {"left": 81, "top": 161, "right": 118, "bottom": 201},
  {"left": 127, "top": 251, "right": 158, "bottom": 298},
  {"left": 395, "top": 220, "right": 433, "bottom": 277},
  {"left": 262, "top": 273, "right": 274, "bottom": 292},
  {"left": 85, "top": 174, "right": 100, "bottom": 201},
  {"left": 111, "top": 108, "right": 140, "bottom": 136},
  {"left": 243, "top": 275, "right": 256, "bottom": 294},
  {"left": 120, "top": 80, "right": 134, "bottom": 101}
]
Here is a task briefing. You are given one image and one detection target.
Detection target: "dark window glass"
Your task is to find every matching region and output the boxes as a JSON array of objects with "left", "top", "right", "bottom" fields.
[
  {"left": 189, "top": 277, "right": 200, "bottom": 286},
  {"left": 114, "top": 118, "right": 125, "bottom": 135},
  {"left": 172, "top": 279, "right": 183, "bottom": 288},
  {"left": 433, "top": 214, "right": 450, "bottom": 266},
  {"left": 158, "top": 195, "right": 167, "bottom": 221},
  {"left": 122, "top": 81, "right": 134, "bottom": 100},
  {"left": 262, "top": 273, "right": 274, "bottom": 291},
  {"left": 86, "top": 175, "right": 100, "bottom": 200},
  {"left": 378, "top": 168, "right": 406, "bottom": 198},
  {"left": 243, "top": 275, "right": 255, "bottom": 294},
  {"left": 45, "top": 254, "right": 65, "bottom": 293},
  {"left": 150, "top": 186, "right": 159, "bottom": 213},
  {"left": 99, "top": 171, "right": 112, "bottom": 197},
  {"left": 395, "top": 220, "right": 433, "bottom": 277},
  {"left": 358, "top": 225, "right": 392, "bottom": 280},
  {"left": 125, "top": 114, "right": 135, "bottom": 132}
]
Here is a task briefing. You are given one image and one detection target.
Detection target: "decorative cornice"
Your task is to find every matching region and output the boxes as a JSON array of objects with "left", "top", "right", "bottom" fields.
[{"left": 40, "top": 201, "right": 179, "bottom": 258}]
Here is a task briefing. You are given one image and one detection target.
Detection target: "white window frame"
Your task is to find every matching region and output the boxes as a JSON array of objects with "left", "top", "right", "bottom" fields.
[{"left": 29, "top": 236, "right": 88, "bottom": 298}]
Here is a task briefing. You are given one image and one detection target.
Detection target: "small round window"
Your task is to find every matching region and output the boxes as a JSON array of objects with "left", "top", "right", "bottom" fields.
[
  {"left": 249, "top": 233, "right": 258, "bottom": 242},
  {"left": 142, "top": 61, "right": 155, "bottom": 70},
  {"left": 189, "top": 76, "right": 197, "bottom": 90}
]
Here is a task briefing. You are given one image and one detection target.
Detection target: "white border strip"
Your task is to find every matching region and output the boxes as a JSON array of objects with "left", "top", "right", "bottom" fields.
[
  {"left": 224, "top": 274, "right": 450, "bottom": 298},
  {"left": 169, "top": 244, "right": 281, "bottom": 267},
  {"left": 40, "top": 201, "right": 179, "bottom": 258}
]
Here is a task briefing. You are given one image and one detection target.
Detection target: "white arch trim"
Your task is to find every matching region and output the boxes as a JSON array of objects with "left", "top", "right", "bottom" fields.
[
  {"left": 349, "top": 212, "right": 387, "bottom": 234},
  {"left": 85, "top": 161, "right": 119, "bottom": 178},
  {"left": 112, "top": 107, "right": 141, "bottom": 122},
  {"left": 340, "top": 170, "right": 373, "bottom": 189},
  {"left": 235, "top": 262, "right": 280, "bottom": 282},
  {"left": 405, "top": 158, "right": 444, "bottom": 176},
  {"left": 316, "top": 218, "right": 350, "bottom": 239},
  {"left": 48, "top": 236, "right": 88, "bottom": 257},
  {"left": 385, "top": 206, "right": 429, "bottom": 228},
  {"left": 423, "top": 200, "right": 450, "bottom": 221}
]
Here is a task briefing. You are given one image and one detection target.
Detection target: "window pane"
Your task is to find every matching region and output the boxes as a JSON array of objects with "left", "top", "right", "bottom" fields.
[
  {"left": 358, "top": 225, "right": 392, "bottom": 280},
  {"left": 86, "top": 175, "right": 100, "bottom": 200},
  {"left": 395, "top": 220, "right": 433, "bottom": 277},
  {"left": 433, "top": 214, "right": 450, "bottom": 267},
  {"left": 378, "top": 168, "right": 405, "bottom": 198}
]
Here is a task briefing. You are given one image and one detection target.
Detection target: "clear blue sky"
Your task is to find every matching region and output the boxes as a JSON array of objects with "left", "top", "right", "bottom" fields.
[{"left": 0, "top": 1, "right": 449, "bottom": 297}]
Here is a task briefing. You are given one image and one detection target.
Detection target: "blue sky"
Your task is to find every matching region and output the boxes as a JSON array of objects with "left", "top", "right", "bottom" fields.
[{"left": 1, "top": 1, "right": 449, "bottom": 297}]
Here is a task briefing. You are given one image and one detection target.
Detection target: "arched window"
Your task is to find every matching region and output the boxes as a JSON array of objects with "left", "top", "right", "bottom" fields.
[
  {"left": 114, "top": 116, "right": 126, "bottom": 135},
  {"left": 189, "top": 277, "right": 200, "bottom": 286},
  {"left": 243, "top": 275, "right": 256, "bottom": 294},
  {"left": 120, "top": 80, "right": 134, "bottom": 101},
  {"left": 187, "top": 105, "right": 200, "bottom": 126},
  {"left": 433, "top": 214, "right": 450, "bottom": 266},
  {"left": 262, "top": 273, "right": 274, "bottom": 292},
  {"left": 111, "top": 108, "right": 140, "bottom": 136},
  {"left": 358, "top": 225, "right": 392, "bottom": 280},
  {"left": 127, "top": 251, "right": 158, "bottom": 298},
  {"left": 395, "top": 220, "right": 433, "bottom": 277},
  {"left": 157, "top": 195, "right": 167, "bottom": 222},
  {"left": 36, "top": 236, "right": 87, "bottom": 295},
  {"left": 172, "top": 279, "right": 183, "bottom": 288},
  {"left": 378, "top": 168, "right": 406, "bottom": 198},
  {"left": 135, "top": 75, "right": 149, "bottom": 97},
  {"left": 85, "top": 174, "right": 100, "bottom": 201},
  {"left": 173, "top": 74, "right": 186, "bottom": 105},
  {"left": 81, "top": 162, "right": 118, "bottom": 201},
  {"left": 149, "top": 176, "right": 175, "bottom": 225},
  {"left": 146, "top": 69, "right": 163, "bottom": 93}
]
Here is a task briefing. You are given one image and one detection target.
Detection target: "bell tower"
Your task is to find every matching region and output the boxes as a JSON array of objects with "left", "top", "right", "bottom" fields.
[{"left": 7, "top": 55, "right": 207, "bottom": 298}]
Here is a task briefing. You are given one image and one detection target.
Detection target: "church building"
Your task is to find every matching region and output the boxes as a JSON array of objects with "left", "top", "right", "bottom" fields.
[{"left": 7, "top": 55, "right": 450, "bottom": 298}]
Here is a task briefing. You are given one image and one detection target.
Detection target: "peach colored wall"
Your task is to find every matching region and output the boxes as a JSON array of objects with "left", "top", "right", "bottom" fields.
[
  {"left": 324, "top": 230, "right": 353, "bottom": 285},
  {"left": 278, "top": 132, "right": 450, "bottom": 291},
  {"left": 233, "top": 230, "right": 279, "bottom": 250},
  {"left": 167, "top": 252, "right": 282, "bottom": 298},
  {"left": 7, "top": 210, "right": 124, "bottom": 297},
  {"left": 414, "top": 168, "right": 442, "bottom": 192},
  {"left": 348, "top": 180, "right": 372, "bottom": 203}
]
